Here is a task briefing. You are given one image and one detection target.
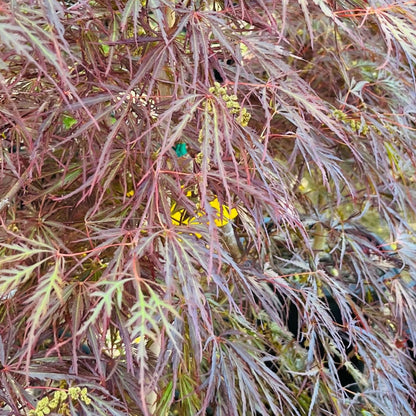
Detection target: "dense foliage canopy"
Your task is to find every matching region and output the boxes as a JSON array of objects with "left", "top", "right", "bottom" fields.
[{"left": 1, "top": 0, "right": 416, "bottom": 415}]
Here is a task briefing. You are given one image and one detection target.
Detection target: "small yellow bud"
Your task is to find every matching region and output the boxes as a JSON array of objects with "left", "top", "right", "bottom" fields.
[
  {"left": 237, "top": 109, "right": 251, "bottom": 127},
  {"left": 80, "top": 387, "right": 91, "bottom": 404},
  {"left": 49, "top": 399, "right": 58, "bottom": 409},
  {"left": 38, "top": 397, "right": 49, "bottom": 409},
  {"left": 68, "top": 386, "right": 81, "bottom": 399},
  {"left": 195, "top": 152, "right": 203, "bottom": 164}
]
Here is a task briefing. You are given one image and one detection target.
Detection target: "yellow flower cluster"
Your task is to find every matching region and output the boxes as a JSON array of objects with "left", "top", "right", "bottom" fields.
[
  {"left": 332, "top": 109, "right": 399, "bottom": 137},
  {"left": 28, "top": 391, "right": 68, "bottom": 416},
  {"left": 68, "top": 386, "right": 91, "bottom": 404},
  {"left": 237, "top": 107, "right": 251, "bottom": 127},
  {"left": 208, "top": 82, "right": 251, "bottom": 127},
  {"left": 28, "top": 387, "right": 91, "bottom": 416},
  {"left": 332, "top": 109, "right": 369, "bottom": 135}
]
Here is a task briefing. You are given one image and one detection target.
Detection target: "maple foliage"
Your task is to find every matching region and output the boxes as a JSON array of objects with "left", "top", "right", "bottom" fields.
[{"left": 1, "top": 0, "right": 416, "bottom": 415}]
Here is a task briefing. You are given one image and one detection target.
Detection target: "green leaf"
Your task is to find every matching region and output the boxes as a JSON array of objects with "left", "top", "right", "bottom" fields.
[{"left": 62, "top": 114, "right": 77, "bottom": 129}]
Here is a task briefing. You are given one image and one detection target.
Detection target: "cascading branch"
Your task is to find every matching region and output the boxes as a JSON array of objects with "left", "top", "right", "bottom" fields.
[{"left": 1, "top": 0, "right": 416, "bottom": 415}]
